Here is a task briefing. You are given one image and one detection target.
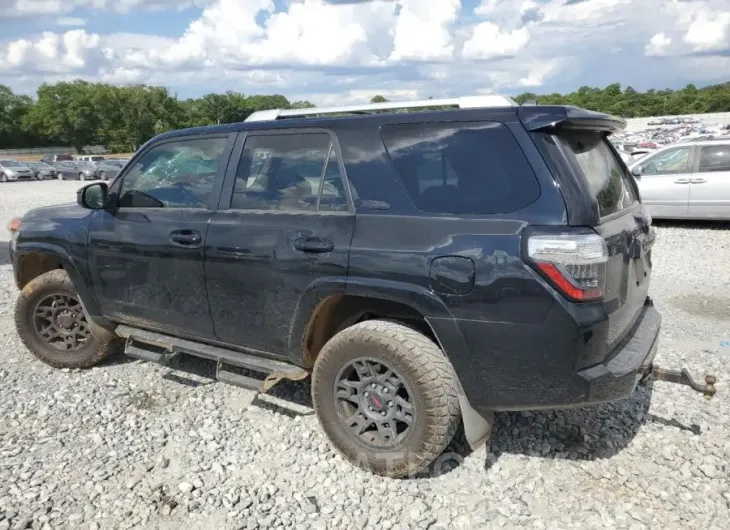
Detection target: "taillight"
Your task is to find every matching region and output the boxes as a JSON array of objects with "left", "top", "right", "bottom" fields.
[{"left": 527, "top": 233, "right": 608, "bottom": 302}]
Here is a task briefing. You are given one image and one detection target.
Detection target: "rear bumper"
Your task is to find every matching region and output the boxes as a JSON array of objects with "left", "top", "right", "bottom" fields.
[
  {"left": 571, "top": 301, "right": 660, "bottom": 406},
  {"left": 452, "top": 298, "right": 661, "bottom": 413}
]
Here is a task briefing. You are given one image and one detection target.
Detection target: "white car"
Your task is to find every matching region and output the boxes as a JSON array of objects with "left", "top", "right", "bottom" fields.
[{"left": 629, "top": 139, "right": 730, "bottom": 220}]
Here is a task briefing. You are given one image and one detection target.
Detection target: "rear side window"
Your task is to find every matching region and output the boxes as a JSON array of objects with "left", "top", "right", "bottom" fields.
[
  {"left": 698, "top": 145, "right": 730, "bottom": 172},
  {"left": 232, "top": 133, "right": 348, "bottom": 212},
  {"left": 558, "top": 131, "right": 637, "bottom": 217},
  {"left": 381, "top": 122, "right": 540, "bottom": 215}
]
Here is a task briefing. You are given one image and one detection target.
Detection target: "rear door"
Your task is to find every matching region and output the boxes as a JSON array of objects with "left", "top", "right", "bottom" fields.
[
  {"left": 688, "top": 144, "right": 730, "bottom": 220},
  {"left": 556, "top": 130, "right": 653, "bottom": 351},
  {"left": 204, "top": 129, "right": 355, "bottom": 358},
  {"left": 632, "top": 145, "right": 694, "bottom": 218}
]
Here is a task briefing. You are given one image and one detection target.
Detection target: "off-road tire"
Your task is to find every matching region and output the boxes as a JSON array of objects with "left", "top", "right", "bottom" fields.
[
  {"left": 15, "top": 270, "right": 115, "bottom": 369},
  {"left": 312, "top": 319, "right": 461, "bottom": 477}
]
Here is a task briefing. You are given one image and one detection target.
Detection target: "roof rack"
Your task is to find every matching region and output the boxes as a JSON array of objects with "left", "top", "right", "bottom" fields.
[{"left": 244, "top": 95, "right": 519, "bottom": 122}]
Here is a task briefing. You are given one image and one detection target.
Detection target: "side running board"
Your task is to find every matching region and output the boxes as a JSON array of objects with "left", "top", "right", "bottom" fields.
[{"left": 116, "top": 325, "right": 309, "bottom": 393}]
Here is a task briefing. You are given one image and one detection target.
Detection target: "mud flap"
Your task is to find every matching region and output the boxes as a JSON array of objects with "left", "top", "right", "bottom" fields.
[{"left": 455, "top": 379, "right": 494, "bottom": 449}]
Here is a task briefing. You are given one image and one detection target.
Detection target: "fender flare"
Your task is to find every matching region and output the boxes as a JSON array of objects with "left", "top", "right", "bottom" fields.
[{"left": 14, "top": 243, "right": 114, "bottom": 335}]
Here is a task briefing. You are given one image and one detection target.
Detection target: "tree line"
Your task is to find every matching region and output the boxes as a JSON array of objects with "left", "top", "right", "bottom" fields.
[{"left": 1, "top": 80, "right": 729, "bottom": 153}]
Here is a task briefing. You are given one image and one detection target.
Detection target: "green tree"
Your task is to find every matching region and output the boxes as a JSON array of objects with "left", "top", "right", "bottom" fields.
[
  {"left": 22, "top": 81, "right": 100, "bottom": 152},
  {"left": 370, "top": 95, "right": 388, "bottom": 103}
]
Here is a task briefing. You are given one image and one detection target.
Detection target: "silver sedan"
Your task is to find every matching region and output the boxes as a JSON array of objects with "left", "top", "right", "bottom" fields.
[
  {"left": 629, "top": 139, "right": 730, "bottom": 220},
  {"left": 0, "top": 160, "right": 35, "bottom": 182}
]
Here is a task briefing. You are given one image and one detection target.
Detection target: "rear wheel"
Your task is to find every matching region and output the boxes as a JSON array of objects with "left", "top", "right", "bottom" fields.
[
  {"left": 15, "top": 270, "right": 116, "bottom": 369},
  {"left": 312, "top": 320, "right": 461, "bottom": 477},
  {"left": 57, "top": 173, "right": 64, "bottom": 181}
]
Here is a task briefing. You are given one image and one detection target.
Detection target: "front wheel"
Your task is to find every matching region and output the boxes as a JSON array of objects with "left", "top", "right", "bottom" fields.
[
  {"left": 99, "top": 171, "right": 106, "bottom": 180},
  {"left": 57, "top": 173, "right": 64, "bottom": 181},
  {"left": 79, "top": 173, "right": 85, "bottom": 181},
  {"left": 15, "top": 270, "right": 115, "bottom": 369},
  {"left": 312, "top": 320, "right": 461, "bottom": 477},
  {"left": 0, "top": 173, "right": 7, "bottom": 182}
]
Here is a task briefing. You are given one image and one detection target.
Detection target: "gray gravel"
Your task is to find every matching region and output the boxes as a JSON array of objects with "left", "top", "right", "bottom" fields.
[{"left": 1, "top": 181, "right": 729, "bottom": 529}]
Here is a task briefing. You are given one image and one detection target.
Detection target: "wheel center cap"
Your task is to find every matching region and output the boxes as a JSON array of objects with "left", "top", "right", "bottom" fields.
[
  {"left": 57, "top": 314, "right": 74, "bottom": 329},
  {"left": 369, "top": 393, "right": 384, "bottom": 411}
]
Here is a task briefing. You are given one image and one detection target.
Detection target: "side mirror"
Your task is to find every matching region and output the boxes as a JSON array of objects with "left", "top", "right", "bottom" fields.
[
  {"left": 631, "top": 166, "right": 642, "bottom": 177},
  {"left": 77, "top": 182, "right": 109, "bottom": 209}
]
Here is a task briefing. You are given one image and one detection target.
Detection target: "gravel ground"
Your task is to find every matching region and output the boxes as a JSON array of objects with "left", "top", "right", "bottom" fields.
[{"left": 0, "top": 181, "right": 729, "bottom": 530}]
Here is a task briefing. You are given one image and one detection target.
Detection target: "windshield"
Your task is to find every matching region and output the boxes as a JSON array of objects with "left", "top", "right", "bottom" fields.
[{"left": 1, "top": 160, "right": 24, "bottom": 167}]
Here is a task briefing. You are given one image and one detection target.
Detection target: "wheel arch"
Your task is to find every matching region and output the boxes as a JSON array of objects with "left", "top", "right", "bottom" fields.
[
  {"left": 289, "top": 277, "right": 493, "bottom": 450},
  {"left": 14, "top": 243, "right": 112, "bottom": 333}
]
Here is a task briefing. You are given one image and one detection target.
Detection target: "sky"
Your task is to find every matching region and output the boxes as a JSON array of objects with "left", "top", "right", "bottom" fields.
[{"left": 0, "top": 0, "right": 728, "bottom": 105}]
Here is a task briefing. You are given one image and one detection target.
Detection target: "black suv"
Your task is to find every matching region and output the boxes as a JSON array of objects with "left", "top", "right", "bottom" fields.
[{"left": 10, "top": 97, "right": 708, "bottom": 477}]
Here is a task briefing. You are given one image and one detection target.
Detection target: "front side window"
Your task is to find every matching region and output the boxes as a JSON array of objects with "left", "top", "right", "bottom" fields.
[
  {"left": 232, "top": 133, "right": 347, "bottom": 212},
  {"left": 640, "top": 147, "right": 691, "bottom": 175},
  {"left": 119, "top": 137, "right": 227, "bottom": 208},
  {"left": 698, "top": 145, "right": 730, "bottom": 173}
]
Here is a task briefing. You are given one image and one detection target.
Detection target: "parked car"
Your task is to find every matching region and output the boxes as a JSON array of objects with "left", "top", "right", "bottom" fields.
[
  {"left": 40, "top": 154, "right": 73, "bottom": 164},
  {"left": 53, "top": 160, "right": 97, "bottom": 181},
  {"left": 0, "top": 159, "right": 34, "bottom": 182},
  {"left": 24, "top": 161, "right": 57, "bottom": 180},
  {"left": 75, "top": 155, "right": 106, "bottom": 164},
  {"left": 630, "top": 139, "right": 730, "bottom": 220},
  {"left": 8, "top": 96, "right": 714, "bottom": 478},
  {"left": 94, "top": 159, "right": 127, "bottom": 180}
]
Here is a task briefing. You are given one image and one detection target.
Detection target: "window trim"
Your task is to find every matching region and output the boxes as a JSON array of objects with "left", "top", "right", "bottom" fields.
[
  {"left": 219, "top": 128, "right": 354, "bottom": 215},
  {"left": 695, "top": 144, "right": 730, "bottom": 174},
  {"left": 108, "top": 132, "right": 235, "bottom": 212}
]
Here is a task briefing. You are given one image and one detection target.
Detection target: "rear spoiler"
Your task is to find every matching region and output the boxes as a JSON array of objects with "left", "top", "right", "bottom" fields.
[{"left": 518, "top": 105, "right": 626, "bottom": 134}]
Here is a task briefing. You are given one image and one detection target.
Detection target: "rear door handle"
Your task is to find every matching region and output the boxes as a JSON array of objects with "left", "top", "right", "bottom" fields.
[
  {"left": 674, "top": 178, "right": 690, "bottom": 184},
  {"left": 294, "top": 237, "right": 334, "bottom": 253},
  {"left": 690, "top": 178, "right": 707, "bottom": 184},
  {"left": 170, "top": 230, "right": 202, "bottom": 247}
]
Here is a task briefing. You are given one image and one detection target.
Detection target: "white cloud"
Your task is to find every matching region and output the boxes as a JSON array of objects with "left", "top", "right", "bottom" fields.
[
  {"left": 1, "top": 0, "right": 730, "bottom": 104},
  {"left": 462, "top": 23, "right": 530, "bottom": 60},
  {"left": 683, "top": 11, "right": 730, "bottom": 51},
  {"left": 0, "top": 30, "right": 101, "bottom": 73},
  {"left": 518, "top": 60, "right": 558, "bottom": 87},
  {"left": 57, "top": 17, "right": 87, "bottom": 27},
  {"left": 645, "top": 32, "right": 671, "bottom": 56},
  {"left": 389, "top": 0, "right": 461, "bottom": 61}
]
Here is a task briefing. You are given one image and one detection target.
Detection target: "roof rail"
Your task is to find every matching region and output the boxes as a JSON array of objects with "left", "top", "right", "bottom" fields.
[{"left": 244, "top": 95, "right": 518, "bottom": 122}]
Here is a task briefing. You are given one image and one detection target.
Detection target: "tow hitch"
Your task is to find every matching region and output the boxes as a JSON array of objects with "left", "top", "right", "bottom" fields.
[{"left": 644, "top": 365, "right": 717, "bottom": 399}]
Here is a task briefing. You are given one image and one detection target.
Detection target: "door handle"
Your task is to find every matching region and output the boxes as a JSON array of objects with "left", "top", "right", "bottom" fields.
[
  {"left": 170, "top": 230, "right": 202, "bottom": 247},
  {"left": 673, "top": 178, "right": 690, "bottom": 184},
  {"left": 294, "top": 237, "right": 334, "bottom": 253},
  {"left": 690, "top": 178, "right": 707, "bottom": 184}
]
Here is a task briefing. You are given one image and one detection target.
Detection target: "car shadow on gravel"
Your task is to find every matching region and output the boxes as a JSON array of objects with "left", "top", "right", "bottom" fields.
[{"left": 479, "top": 381, "right": 700, "bottom": 471}]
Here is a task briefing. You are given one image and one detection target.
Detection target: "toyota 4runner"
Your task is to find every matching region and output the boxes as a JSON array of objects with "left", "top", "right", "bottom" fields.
[{"left": 8, "top": 96, "right": 716, "bottom": 477}]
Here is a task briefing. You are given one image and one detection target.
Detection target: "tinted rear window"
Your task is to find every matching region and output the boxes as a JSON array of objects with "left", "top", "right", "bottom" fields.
[
  {"left": 381, "top": 122, "right": 540, "bottom": 215},
  {"left": 558, "top": 131, "right": 637, "bottom": 217}
]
